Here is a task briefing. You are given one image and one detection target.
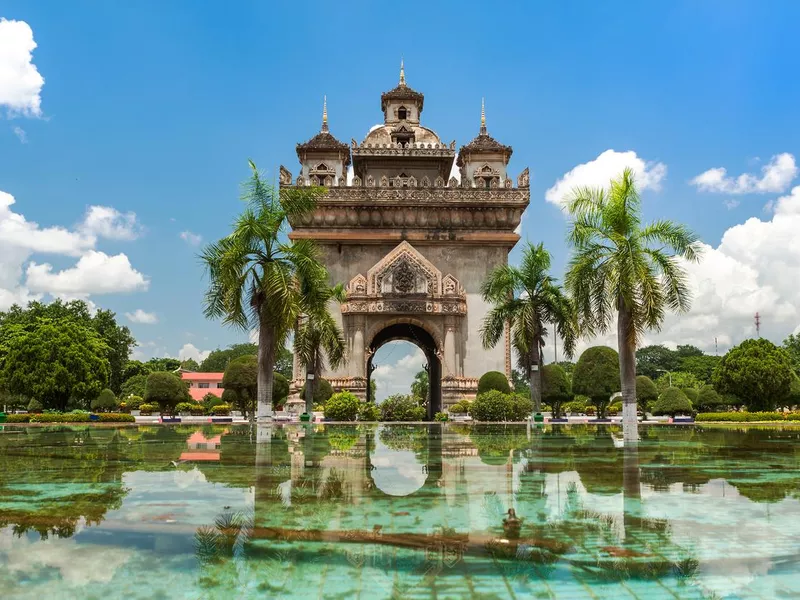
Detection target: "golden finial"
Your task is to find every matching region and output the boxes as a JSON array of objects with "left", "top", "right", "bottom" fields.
[
  {"left": 321, "top": 95, "right": 328, "bottom": 132},
  {"left": 399, "top": 58, "right": 405, "bottom": 86},
  {"left": 480, "top": 98, "right": 487, "bottom": 135}
]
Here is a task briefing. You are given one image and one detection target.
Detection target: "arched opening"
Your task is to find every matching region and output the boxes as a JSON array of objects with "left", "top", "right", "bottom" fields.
[
  {"left": 366, "top": 322, "right": 442, "bottom": 419},
  {"left": 398, "top": 106, "right": 407, "bottom": 120}
]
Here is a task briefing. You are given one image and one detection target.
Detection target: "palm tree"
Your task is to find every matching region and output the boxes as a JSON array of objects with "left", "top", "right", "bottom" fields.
[
  {"left": 480, "top": 242, "right": 577, "bottom": 413},
  {"left": 201, "top": 161, "right": 325, "bottom": 421},
  {"left": 564, "top": 168, "right": 701, "bottom": 434},
  {"left": 294, "top": 281, "right": 347, "bottom": 414}
]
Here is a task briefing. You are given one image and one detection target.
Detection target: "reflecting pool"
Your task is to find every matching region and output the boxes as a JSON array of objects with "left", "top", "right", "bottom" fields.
[{"left": 1, "top": 423, "right": 799, "bottom": 599}]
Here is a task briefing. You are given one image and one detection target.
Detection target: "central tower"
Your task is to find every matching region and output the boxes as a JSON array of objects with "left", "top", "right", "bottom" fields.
[{"left": 281, "top": 65, "right": 530, "bottom": 416}]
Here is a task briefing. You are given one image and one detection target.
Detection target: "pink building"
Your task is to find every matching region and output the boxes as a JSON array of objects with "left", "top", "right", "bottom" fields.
[{"left": 181, "top": 372, "right": 224, "bottom": 402}]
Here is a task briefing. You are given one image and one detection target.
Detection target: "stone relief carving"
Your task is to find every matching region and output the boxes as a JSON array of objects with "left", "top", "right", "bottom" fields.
[
  {"left": 517, "top": 167, "right": 530, "bottom": 188},
  {"left": 352, "top": 175, "right": 362, "bottom": 187},
  {"left": 279, "top": 165, "right": 292, "bottom": 186},
  {"left": 421, "top": 175, "right": 431, "bottom": 187},
  {"left": 449, "top": 176, "right": 459, "bottom": 188},
  {"left": 380, "top": 175, "right": 389, "bottom": 187},
  {"left": 347, "top": 274, "right": 367, "bottom": 295}
]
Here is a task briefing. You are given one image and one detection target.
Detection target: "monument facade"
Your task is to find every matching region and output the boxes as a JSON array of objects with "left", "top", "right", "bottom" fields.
[{"left": 281, "top": 65, "right": 529, "bottom": 417}]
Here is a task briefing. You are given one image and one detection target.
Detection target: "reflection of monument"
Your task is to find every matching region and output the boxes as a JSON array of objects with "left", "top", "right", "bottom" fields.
[{"left": 281, "top": 65, "right": 529, "bottom": 416}]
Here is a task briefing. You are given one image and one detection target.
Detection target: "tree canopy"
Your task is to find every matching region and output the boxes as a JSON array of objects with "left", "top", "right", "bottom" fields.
[
  {"left": 200, "top": 343, "right": 260, "bottom": 372},
  {"left": 1, "top": 318, "right": 110, "bottom": 411},
  {"left": 0, "top": 299, "right": 134, "bottom": 393},
  {"left": 541, "top": 364, "right": 572, "bottom": 418},
  {"left": 411, "top": 369, "right": 429, "bottom": 402},
  {"left": 713, "top": 338, "right": 793, "bottom": 411},
  {"left": 635, "top": 375, "right": 659, "bottom": 406},
  {"left": 783, "top": 333, "right": 800, "bottom": 375},
  {"left": 144, "top": 371, "right": 188, "bottom": 413}
]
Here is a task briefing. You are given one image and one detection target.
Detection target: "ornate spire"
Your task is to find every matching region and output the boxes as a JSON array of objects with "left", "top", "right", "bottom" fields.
[
  {"left": 399, "top": 58, "right": 406, "bottom": 86},
  {"left": 480, "top": 98, "right": 486, "bottom": 135},
  {"left": 321, "top": 95, "right": 328, "bottom": 132}
]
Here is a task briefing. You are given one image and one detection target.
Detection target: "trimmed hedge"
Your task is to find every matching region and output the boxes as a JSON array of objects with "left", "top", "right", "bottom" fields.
[
  {"left": 471, "top": 391, "right": 532, "bottom": 421},
  {"left": 175, "top": 402, "right": 197, "bottom": 414},
  {"left": 324, "top": 391, "right": 360, "bottom": 421},
  {"left": 6, "top": 414, "right": 31, "bottom": 423},
  {"left": 696, "top": 411, "right": 791, "bottom": 422},
  {"left": 26, "top": 412, "right": 135, "bottom": 423},
  {"left": 210, "top": 403, "right": 231, "bottom": 416},
  {"left": 652, "top": 387, "right": 693, "bottom": 417}
]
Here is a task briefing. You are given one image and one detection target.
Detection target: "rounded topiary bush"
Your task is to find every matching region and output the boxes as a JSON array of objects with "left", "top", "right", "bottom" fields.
[
  {"left": 477, "top": 371, "right": 511, "bottom": 395},
  {"left": 636, "top": 376, "right": 658, "bottom": 410},
  {"left": 211, "top": 403, "right": 231, "bottom": 416},
  {"left": 324, "top": 391, "right": 360, "bottom": 421},
  {"left": 138, "top": 403, "right": 157, "bottom": 415},
  {"left": 510, "top": 394, "right": 533, "bottom": 420},
  {"left": 175, "top": 402, "right": 196, "bottom": 414},
  {"left": 27, "top": 398, "right": 43, "bottom": 413},
  {"left": 653, "top": 387, "right": 693, "bottom": 416},
  {"left": 696, "top": 385, "right": 724, "bottom": 412},
  {"left": 542, "top": 364, "right": 571, "bottom": 417},
  {"left": 572, "top": 346, "right": 620, "bottom": 417},
  {"left": 471, "top": 390, "right": 514, "bottom": 421},
  {"left": 91, "top": 388, "right": 118, "bottom": 412},
  {"left": 126, "top": 395, "right": 143, "bottom": 410},
  {"left": 448, "top": 400, "right": 472, "bottom": 414},
  {"left": 682, "top": 387, "right": 699, "bottom": 404},
  {"left": 380, "top": 394, "right": 426, "bottom": 421}
]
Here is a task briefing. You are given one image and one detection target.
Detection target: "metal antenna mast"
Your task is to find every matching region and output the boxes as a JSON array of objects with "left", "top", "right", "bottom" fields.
[{"left": 755, "top": 313, "right": 761, "bottom": 337}]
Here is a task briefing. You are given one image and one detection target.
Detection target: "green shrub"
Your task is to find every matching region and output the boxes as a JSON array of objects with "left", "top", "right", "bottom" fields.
[
  {"left": 380, "top": 394, "right": 426, "bottom": 421},
  {"left": 636, "top": 376, "right": 658, "bottom": 410},
  {"left": 695, "top": 411, "right": 787, "bottom": 422},
  {"left": 785, "top": 412, "right": 800, "bottom": 421},
  {"left": 324, "top": 391, "right": 360, "bottom": 421},
  {"left": 434, "top": 411, "right": 448, "bottom": 422},
  {"left": 91, "top": 388, "right": 117, "bottom": 412},
  {"left": 211, "top": 403, "right": 231, "bottom": 416},
  {"left": 510, "top": 394, "right": 534, "bottom": 420},
  {"left": 175, "top": 402, "right": 196, "bottom": 414},
  {"left": 27, "top": 398, "right": 43, "bottom": 413},
  {"left": 564, "top": 395, "right": 589, "bottom": 415},
  {"left": 125, "top": 395, "right": 144, "bottom": 410},
  {"left": 682, "top": 387, "right": 699, "bottom": 405},
  {"left": 6, "top": 414, "right": 30, "bottom": 423},
  {"left": 204, "top": 393, "right": 225, "bottom": 413},
  {"left": 448, "top": 400, "right": 472, "bottom": 414},
  {"left": 300, "top": 378, "right": 334, "bottom": 406},
  {"left": 478, "top": 371, "right": 511, "bottom": 395},
  {"left": 139, "top": 403, "right": 158, "bottom": 415},
  {"left": 652, "top": 387, "right": 693, "bottom": 417},
  {"left": 471, "top": 390, "right": 515, "bottom": 421},
  {"left": 145, "top": 371, "right": 187, "bottom": 414},
  {"left": 30, "top": 413, "right": 90, "bottom": 423},
  {"left": 97, "top": 413, "right": 135, "bottom": 422},
  {"left": 696, "top": 385, "right": 725, "bottom": 412},
  {"left": 607, "top": 400, "right": 623, "bottom": 416},
  {"left": 358, "top": 402, "right": 379, "bottom": 421}
]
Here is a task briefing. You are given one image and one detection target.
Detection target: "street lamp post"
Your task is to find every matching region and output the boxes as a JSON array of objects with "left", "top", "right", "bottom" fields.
[{"left": 656, "top": 369, "right": 672, "bottom": 387}]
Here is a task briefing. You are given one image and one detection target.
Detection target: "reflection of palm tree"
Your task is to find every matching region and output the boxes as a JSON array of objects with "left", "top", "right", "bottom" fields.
[{"left": 194, "top": 511, "right": 250, "bottom": 565}]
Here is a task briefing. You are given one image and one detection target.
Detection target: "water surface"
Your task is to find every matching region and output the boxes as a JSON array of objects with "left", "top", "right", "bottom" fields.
[{"left": 0, "top": 423, "right": 798, "bottom": 599}]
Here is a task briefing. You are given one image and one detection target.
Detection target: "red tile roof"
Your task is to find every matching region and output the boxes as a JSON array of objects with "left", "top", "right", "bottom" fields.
[{"left": 181, "top": 372, "right": 224, "bottom": 382}]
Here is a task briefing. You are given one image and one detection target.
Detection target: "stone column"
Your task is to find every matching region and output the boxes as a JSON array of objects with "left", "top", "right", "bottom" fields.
[
  {"left": 444, "top": 318, "right": 456, "bottom": 377},
  {"left": 351, "top": 317, "right": 365, "bottom": 378}
]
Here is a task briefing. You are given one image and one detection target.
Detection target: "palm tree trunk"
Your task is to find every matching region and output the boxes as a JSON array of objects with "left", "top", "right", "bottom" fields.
[
  {"left": 257, "top": 322, "right": 276, "bottom": 421},
  {"left": 617, "top": 303, "right": 638, "bottom": 439},
  {"left": 529, "top": 347, "right": 542, "bottom": 415}
]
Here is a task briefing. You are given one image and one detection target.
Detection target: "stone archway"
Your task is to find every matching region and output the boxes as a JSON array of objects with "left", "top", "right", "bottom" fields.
[{"left": 366, "top": 322, "right": 442, "bottom": 418}]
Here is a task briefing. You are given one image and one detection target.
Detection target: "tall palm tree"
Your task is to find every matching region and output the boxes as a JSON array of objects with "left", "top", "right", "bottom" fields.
[
  {"left": 294, "top": 281, "right": 347, "bottom": 414},
  {"left": 564, "top": 168, "right": 701, "bottom": 434},
  {"left": 202, "top": 161, "right": 326, "bottom": 421},
  {"left": 481, "top": 242, "right": 576, "bottom": 413}
]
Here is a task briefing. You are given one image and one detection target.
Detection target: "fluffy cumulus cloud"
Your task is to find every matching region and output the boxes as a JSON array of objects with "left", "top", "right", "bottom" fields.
[
  {"left": 545, "top": 149, "right": 667, "bottom": 207},
  {"left": 180, "top": 230, "right": 202, "bottom": 246},
  {"left": 81, "top": 205, "right": 142, "bottom": 240},
  {"left": 0, "top": 189, "right": 148, "bottom": 310},
  {"left": 691, "top": 153, "right": 798, "bottom": 194},
  {"left": 178, "top": 342, "right": 211, "bottom": 363},
  {"left": 0, "top": 19, "right": 45, "bottom": 117},
  {"left": 372, "top": 343, "right": 426, "bottom": 402},
  {"left": 125, "top": 308, "right": 158, "bottom": 324},
  {"left": 26, "top": 250, "right": 149, "bottom": 296}
]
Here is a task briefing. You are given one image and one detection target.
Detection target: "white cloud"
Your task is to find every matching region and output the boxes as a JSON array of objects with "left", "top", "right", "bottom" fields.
[
  {"left": 12, "top": 125, "right": 27, "bottom": 143},
  {"left": 372, "top": 343, "right": 425, "bottom": 402},
  {"left": 178, "top": 342, "right": 211, "bottom": 363},
  {"left": 691, "top": 153, "right": 797, "bottom": 194},
  {"left": 26, "top": 250, "right": 149, "bottom": 296},
  {"left": 81, "top": 205, "right": 142, "bottom": 241},
  {"left": 724, "top": 199, "right": 740, "bottom": 210},
  {"left": 0, "top": 19, "right": 44, "bottom": 117},
  {"left": 0, "top": 190, "right": 148, "bottom": 309},
  {"left": 125, "top": 309, "right": 158, "bottom": 324},
  {"left": 545, "top": 149, "right": 667, "bottom": 207},
  {"left": 180, "top": 230, "right": 202, "bottom": 246}
]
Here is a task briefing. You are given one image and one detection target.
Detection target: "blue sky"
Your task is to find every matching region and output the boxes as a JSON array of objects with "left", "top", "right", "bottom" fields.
[{"left": 2, "top": 1, "right": 800, "bottom": 390}]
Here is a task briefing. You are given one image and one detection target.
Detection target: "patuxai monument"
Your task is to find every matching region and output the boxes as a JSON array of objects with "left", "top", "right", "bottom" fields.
[{"left": 281, "top": 64, "right": 530, "bottom": 417}]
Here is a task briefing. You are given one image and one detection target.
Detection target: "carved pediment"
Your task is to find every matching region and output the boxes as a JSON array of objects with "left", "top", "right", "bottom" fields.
[
  {"left": 442, "top": 274, "right": 464, "bottom": 296},
  {"left": 366, "top": 241, "right": 442, "bottom": 297},
  {"left": 346, "top": 273, "right": 367, "bottom": 296},
  {"left": 279, "top": 165, "right": 292, "bottom": 186}
]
